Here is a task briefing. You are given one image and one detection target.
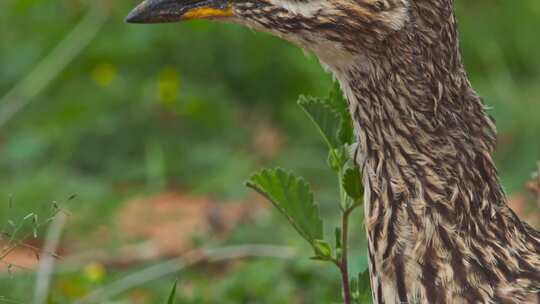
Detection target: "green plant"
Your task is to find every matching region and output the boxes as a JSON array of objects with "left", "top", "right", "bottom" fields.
[
  {"left": 166, "top": 279, "right": 178, "bottom": 304},
  {"left": 0, "top": 195, "right": 73, "bottom": 304},
  {"left": 246, "top": 84, "right": 371, "bottom": 304},
  {"left": 1, "top": 196, "right": 71, "bottom": 271}
]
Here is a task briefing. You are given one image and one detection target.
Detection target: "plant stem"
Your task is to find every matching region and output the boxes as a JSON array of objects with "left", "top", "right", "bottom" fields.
[
  {"left": 340, "top": 207, "right": 353, "bottom": 304},
  {"left": 335, "top": 167, "right": 355, "bottom": 304},
  {"left": 33, "top": 213, "right": 68, "bottom": 304}
]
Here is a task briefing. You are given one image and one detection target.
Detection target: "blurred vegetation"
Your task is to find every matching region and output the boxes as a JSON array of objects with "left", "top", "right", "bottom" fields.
[{"left": 0, "top": 0, "right": 539, "bottom": 303}]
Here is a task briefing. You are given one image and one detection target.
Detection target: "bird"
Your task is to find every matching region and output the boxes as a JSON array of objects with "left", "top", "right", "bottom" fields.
[{"left": 126, "top": 0, "right": 540, "bottom": 303}]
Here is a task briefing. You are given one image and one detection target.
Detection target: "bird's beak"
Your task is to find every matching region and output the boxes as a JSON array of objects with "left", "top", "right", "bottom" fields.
[{"left": 125, "top": 0, "right": 234, "bottom": 24}]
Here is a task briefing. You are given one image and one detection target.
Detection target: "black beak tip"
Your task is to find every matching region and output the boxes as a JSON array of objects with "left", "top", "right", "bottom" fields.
[{"left": 125, "top": 9, "right": 144, "bottom": 23}]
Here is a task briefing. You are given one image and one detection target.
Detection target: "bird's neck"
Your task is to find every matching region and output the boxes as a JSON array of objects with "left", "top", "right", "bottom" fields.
[
  {"left": 325, "top": 3, "right": 540, "bottom": 302},
  {"left": 338, "top": 51, "right": 508, "bottom": 221},
  {"left": 332, "top": 49, "right": 540, "bottom": 302},
  {"left": 333, "top": 47, "right": 501, "bottom": 302}
]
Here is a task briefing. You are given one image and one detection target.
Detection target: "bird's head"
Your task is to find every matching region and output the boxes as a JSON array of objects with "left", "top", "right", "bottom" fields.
[{"left": 125, "top": 0, "right": 438, "bottom": 70}]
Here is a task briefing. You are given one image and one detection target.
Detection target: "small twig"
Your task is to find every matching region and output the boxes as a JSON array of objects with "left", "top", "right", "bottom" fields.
[
  {"left": 74, "top": 244, "right": 296, "bottom": 304},
  {"left": 0, "top": 4, "right": 109, "bottom": 129},
  {"left": 0, "top": 241, "right": 155, "bottom": 279},
  {"left": 33, "top": 213, "right": 68, "bottom": 304},
  {"left": 339, "top": 207, "right": 354, "bottom": 304},
  {"left": 0, "top": 207, "right": 64, "bottom": 262}
]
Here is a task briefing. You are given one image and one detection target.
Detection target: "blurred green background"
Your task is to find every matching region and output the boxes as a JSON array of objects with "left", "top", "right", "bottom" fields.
[{"left": 0, "top": 0, "right": 539, "bottom": 303}]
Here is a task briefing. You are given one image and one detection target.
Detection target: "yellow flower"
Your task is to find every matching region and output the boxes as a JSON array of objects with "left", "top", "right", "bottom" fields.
[
  {"left": 91, "top": 63, "right": 117, "bottom": 88},
  {"left": 158, "top": 67, "right": 181, "bottom": 105},
  {"left": 83, "top": 262, "right": 106, "bottom": 283}
]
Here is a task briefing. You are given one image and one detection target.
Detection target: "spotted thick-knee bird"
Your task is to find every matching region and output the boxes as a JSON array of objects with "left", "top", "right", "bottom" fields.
[{"left": 126, "top": 0, "right": 540, "bottom": 302}]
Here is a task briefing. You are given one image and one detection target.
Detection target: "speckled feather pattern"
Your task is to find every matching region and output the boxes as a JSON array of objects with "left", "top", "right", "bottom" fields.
[{"left": 232, "top": 0, "right": 540, "bottom": 302}]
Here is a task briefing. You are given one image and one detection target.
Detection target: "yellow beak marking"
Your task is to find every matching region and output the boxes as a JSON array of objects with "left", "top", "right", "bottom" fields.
[{"left": 182, "top": 6, "right": 234, "bottom": 20}]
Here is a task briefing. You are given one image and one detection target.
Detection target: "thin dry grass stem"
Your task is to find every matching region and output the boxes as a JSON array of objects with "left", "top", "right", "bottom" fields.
[
  {"left": 0, "top": 296, "right": 23, "bottom": 304},
  {"left": 33, "top": 213, "right": 68, "bottom": 304},
  {"left": 1, "top": 196, "right": 72, "bottom": 287},
  {"left": 0, "top": 206, "right": 67, "bottom": 263},
  {"left": 74, "top": 244, "right": 297, "bottom": 304},
  {"left": 0, "top": 3, "right": 109, "bottom": 129}
]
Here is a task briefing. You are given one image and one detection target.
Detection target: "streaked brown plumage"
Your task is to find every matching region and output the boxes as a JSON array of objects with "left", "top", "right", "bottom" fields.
[{"left": 126, "top": 0, "right": 540, "bottom": 302}]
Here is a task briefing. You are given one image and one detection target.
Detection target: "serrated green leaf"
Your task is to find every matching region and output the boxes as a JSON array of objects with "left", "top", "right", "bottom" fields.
[
  {"left": 350, "top": 276, "right": 359, "bottom": 298},
  {"left": 327, "top": 147, "right": 349, "bottom": 171},
  {"left": 343, "top": 166, "right": 363, "bottom": 200},
  {"left": 357, "top": 270, "right": 372, "bottom": 304},
  {"left": 357, "top": 295, "right": 373, "bottom": 304},
  {"left": 246, "top": 168, "right": 323, "bottom": 243},
  {"left": 166, "top": 280, "right": 177, "bottom": 304},
  {"left": 313, "top": 239, "right": 333, "bottom": 260},
  {"left": 328, "top": 82, "right": 354, "bottom": 145},
  {"left": 328, "top": 82, "right": 348, "bottom": 115},
  {"left": 338, "top": 113, "right": 354, "bottom": 145},
  {"left": 298, "top": 95, "right": 341, "bottom": 150},
  {"left": 358, "top": 269, "right": 370, "bottom": 292}
]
